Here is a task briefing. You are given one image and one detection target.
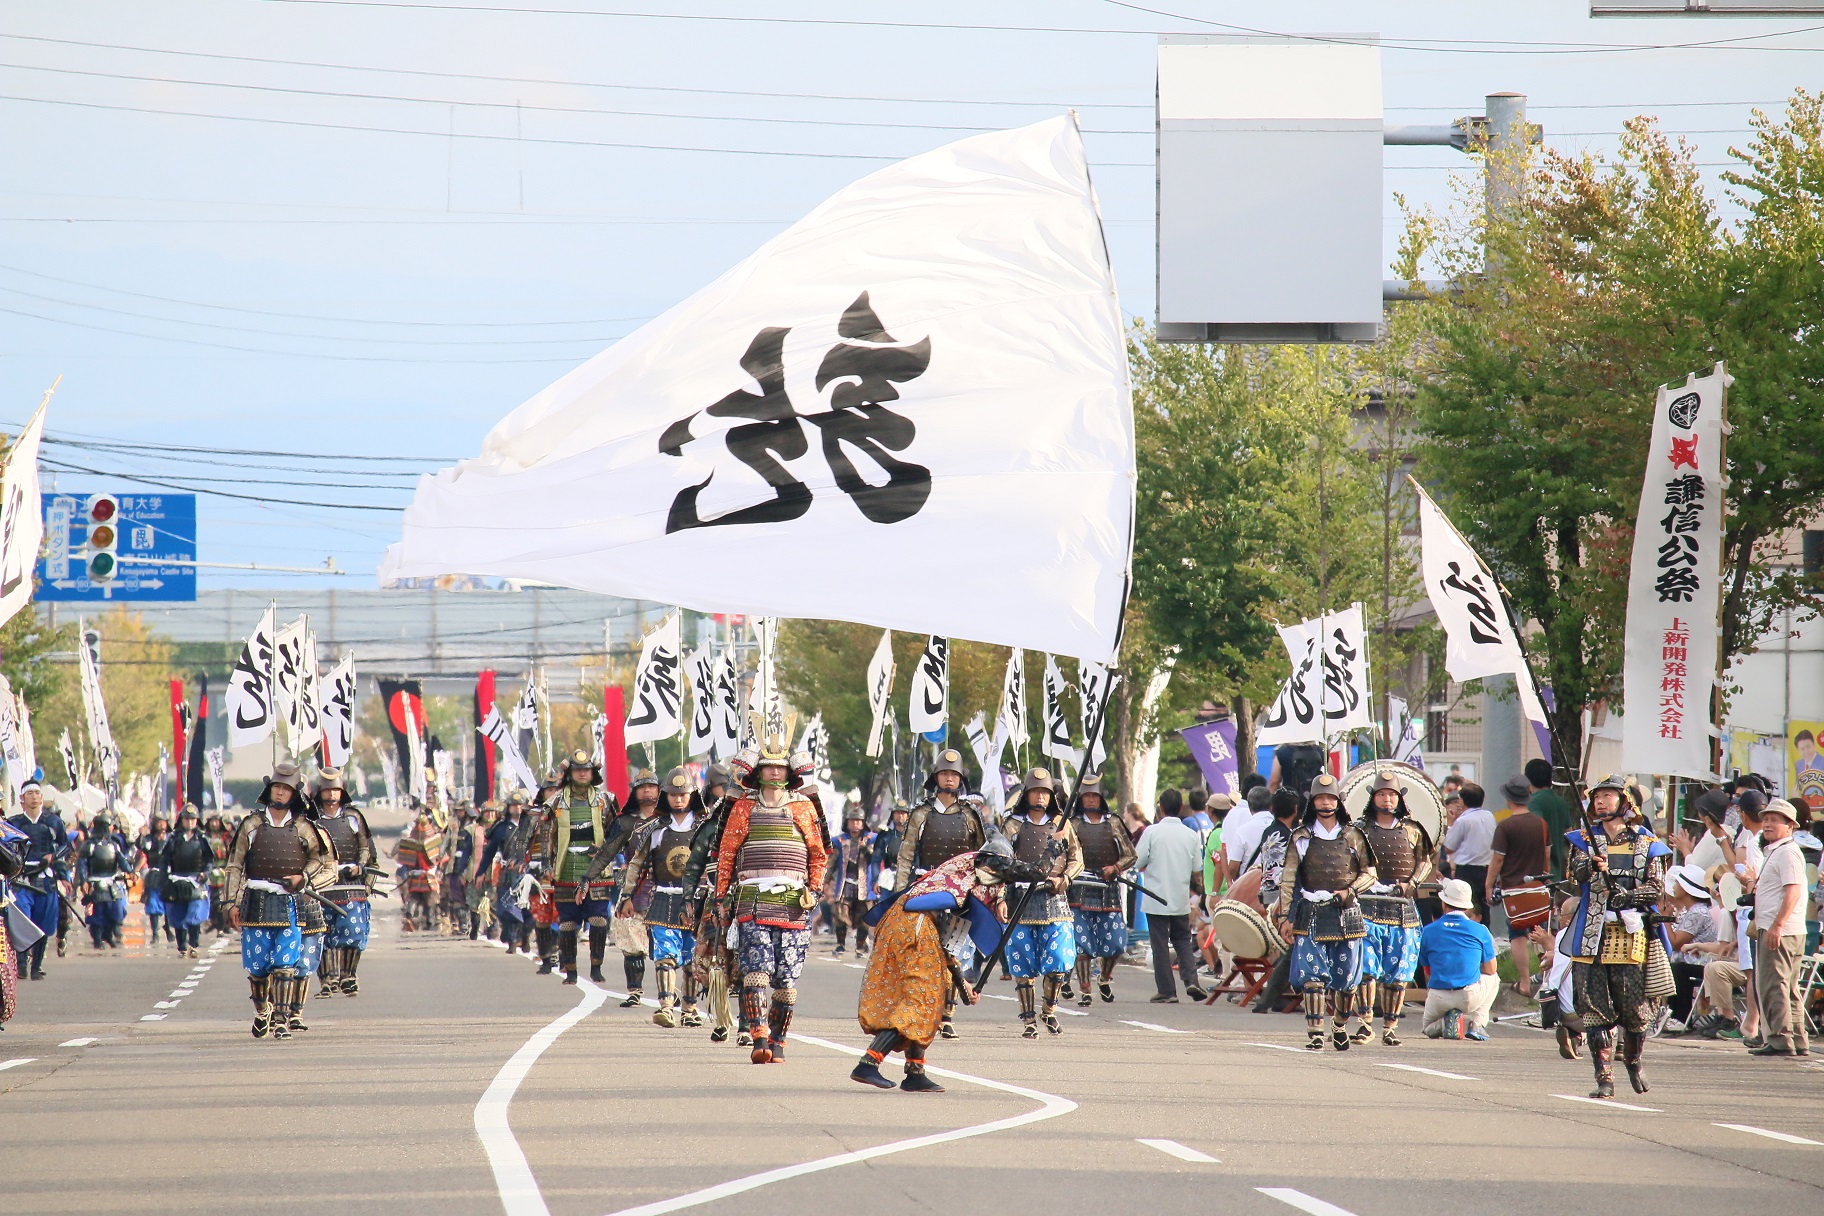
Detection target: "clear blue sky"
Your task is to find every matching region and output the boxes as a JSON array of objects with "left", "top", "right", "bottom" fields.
[{"left": 1, "top": 0, "right": 1816, "bottom": 587}]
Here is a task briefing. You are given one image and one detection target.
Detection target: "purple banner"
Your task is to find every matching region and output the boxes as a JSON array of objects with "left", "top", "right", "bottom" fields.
[{"left": 1179, "top": 720, "right": 1241, "bottom": 797}]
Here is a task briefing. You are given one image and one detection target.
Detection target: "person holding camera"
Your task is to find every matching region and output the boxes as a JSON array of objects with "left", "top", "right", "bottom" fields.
[{"left": 1750, "top": 798, "right": 1811, "bottom": 1057}]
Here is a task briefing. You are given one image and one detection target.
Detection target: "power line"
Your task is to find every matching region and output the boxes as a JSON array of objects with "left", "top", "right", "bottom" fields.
[
  {"left": 29, "top": 432, "right": 459, "bottom": 463},
  {"left": 0, "top": 260, "right": 654, "bottom": 328},
  {"left": 39, "top": 457, "right": 405, "bottom": 512}
]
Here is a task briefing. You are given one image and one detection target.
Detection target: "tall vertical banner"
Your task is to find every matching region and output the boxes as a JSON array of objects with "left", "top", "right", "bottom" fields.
[
  {"left": 1077, "top": 661, "right": 1113, "bottom": 773},
  {"left": 711, "top": 646, "right": 740, "bottom": 760},
  {"left": 1040, "top": 653, "right": 1080, "bottom": 771},
  {"left": 1178, "top": 719, "right": 1240, "bottom": 797},
  {"left": 1413, "top": 481, "right": 1549, "bottom": 731},
  {"left": 907, "top": 635, "right": 948, "bottom": 740},
  {"left": 474, "top": 669, "right": 497, "bottom": 802},
  {"left": 964, "top": 711, "right": 1005, "bottom": 816},
  {"left": 272, "top": 616, "right": 308, "bottom": 756},
  {"left": 750, "top": 617, "right": 785, "bottom": 744},
  {"left": 1622, "top": 365, "right": 1728, "bottom": 777},
  {"left": 625, "top": 611, "right": 685, "bottom": 746},
  {"left": 207, "top": 746, "right": 225, "bottom": 812},
  {"left": 296, "top": 634, "right": 322, "bottom": 760},
  {"left": 226, "top": 602, "right": 278, "bottom": 749},
  {"left": 864, "top": 629, "right": 895, "bottom": 759},
  {"left": 320, "top": 656, "right": 357, "bottom": 768},
  {"left": 686, "top": 645, "right": 716, "bottom": 759},
  {"left": 185, "top": 674, "right": 208, "bottom": 806},
  {"left": 602, "top": 685, "right": 630, "bottom": 803},
  {"left": 77, "top": 622, "right": 118, "bottom": 786},
  {"left": 0, "top": 398, "right": 46, "bottom": 630},
  {"left": 58, "top": 728, "right": 78, "bottom": 788},
  {"left": 376, "top": 679, "right": 427, "bottom": 788},
  {"left": 998, "top": 649, "right": 1028, "bottom": 750},
  {"left": 1256, "top": 607, "right": 1374, "bottom": 746},
  {"left": 170, "top": 678, "right": 187, "bottom": 800}
]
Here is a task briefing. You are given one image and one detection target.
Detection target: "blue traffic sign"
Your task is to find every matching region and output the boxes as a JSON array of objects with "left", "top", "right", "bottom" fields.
[{"left": 37, "top": 492, "right": 197, "bottom": 602}]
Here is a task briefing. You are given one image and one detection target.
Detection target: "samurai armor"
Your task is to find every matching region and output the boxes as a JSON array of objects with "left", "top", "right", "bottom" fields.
[
  {"left": 1359, "top": 894, "right": 1419, "bottom": 929},
  {"left": 1598, "top": 923, "right": 1646, "bottom": 966},
  {"left": 244, "top": 821, "right": 310, "bottom": 882},
  {"left": 1296, "top": 898, "right": 1366, "bottom": 942},
  {"left": 1297, "top": 834, "right": 1359, "bottom": 894},
  {"left": 239, "top": 888, "right": 297, "bottom": 928},
  {"left": 914, "top": 805, "right": 981, "bottom": 871},
  {"left": 1360, "top": 822, "right": 1419, "bottom": 886}
]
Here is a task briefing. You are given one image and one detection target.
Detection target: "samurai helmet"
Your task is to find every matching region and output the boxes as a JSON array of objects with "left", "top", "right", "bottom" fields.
[
  {"left": 1368, "top": 768, "right": 1410, "bottom": 817},
  {"left": 630, "top": 768, "right": 660, "bottom": 792},
  {"left": 565, "top": 749, "right": 603, "bottom": 786},
  {"left": 541, "top": 766, "right": 563, "bottom": 789},
  {"left": 972, "top": 835, "right": 1018, "bottom": 885},
  {"left": 729, "top": 747, "right": 758, "bottom": 789},
  {"left": 314, "top": 769, "right": 346, "bottom": 795},
  {"left": 702, "top": 763, "right": 733, "bottom": 794},
  {"left": 1588, "top": 774, "right": 1637, "bottom": 820},
  {"left": 662, "top": 765, "right": 704, "bottom": 813},
  {"left": 923, "top": 748, "right": 971, "bottom": 794},
  {"left": 259, "top": 760, "right": 303, "bottom": 805},
  {"left": 1071, "top": 772, "right": 1109, "bottom": 814},
  {"left": 1303, "top": 771, "right": 1348, "bottom": 825},
  {"left": 1012, "top": 766, "right": 1055, "bottom": 814}
]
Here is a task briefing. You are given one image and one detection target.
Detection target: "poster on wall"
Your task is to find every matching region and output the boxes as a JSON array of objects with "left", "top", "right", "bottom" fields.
[{"left": 1788, "top": 721, "right": 1824, "bottom": 813}]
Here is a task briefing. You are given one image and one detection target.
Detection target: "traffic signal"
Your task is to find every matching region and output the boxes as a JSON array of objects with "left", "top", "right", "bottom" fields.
[{"left": 84, "top": 494, "right": 119, "bottom": 582}]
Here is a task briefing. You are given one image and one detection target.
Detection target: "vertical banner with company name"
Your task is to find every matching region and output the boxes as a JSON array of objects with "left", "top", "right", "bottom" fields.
[
  {"left": 1178, "top": 719, "right": 1240, "bottom": 797},
  {"left": 1622, "top": 365, "right": 1728, "bottom": 777}
]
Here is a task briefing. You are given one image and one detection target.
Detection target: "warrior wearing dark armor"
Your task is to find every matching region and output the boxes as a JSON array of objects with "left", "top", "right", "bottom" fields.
[
  {"left": 715, "top": 734, "right": 829, "bottom": 1065},
  {"left": 602, "top": 769, "right": 661, "bottom": 1002},
  {"left": 7, "top": 779, "right": 68, "bottom": 981},
  {"left": 136, "top": 813, "right": 173, "bottom": 947},
  {"left": 1066, "top": 774, "right": 1135, "bottom": 1007},
  {"left": 76, "top": 814, "right": 132, "bottom": 950},
  {"left": 681, "top": 763, "right": 738, "bottom": 1043},
  {"left": 482, "top": 791, "right": 537, "bottom": 957},
  {"left": 224, "top": 761, "right": 333, "bottom": 1040},
  {"left": 1003, "top": 768, "right": 1084, "bottom": 1038},
  {"left": 535, "top": 751, "right": 623, "bottom": 987},
  {"left": 1275, "top": 772, "right": 1378, "bottom": 1052},
  {"left": 312, "top": 770, "right": 377, "bottom": 997},
  {"left": 1565, "top": 775, "right": 1671, "bottom": 1099},
  {"left": 1353, "top": 768, "right": 1436, "bottom": 1046},
  {"left": 618, "top": 768, "right": 704, "bottom": 1028},
  {"left": 825, "top": 808, "right": 875, "bottom": 957},
  {"left": 893, "top": 748, "right": 996, "bottom": 1040},
  {"left": 158, "top": 806, "right": 214, "bottom": 957}
]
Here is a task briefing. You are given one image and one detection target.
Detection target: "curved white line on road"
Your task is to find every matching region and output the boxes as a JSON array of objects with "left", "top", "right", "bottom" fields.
[
  {"left": 476, "top": 978, "right": 609, "bottom": 1216},
  {"left": 601, "top": 1031, "right": 1076, "bottom": 1216}
]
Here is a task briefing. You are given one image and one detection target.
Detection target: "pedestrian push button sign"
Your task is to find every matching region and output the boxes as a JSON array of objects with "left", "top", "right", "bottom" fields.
[{"left": 38, "top": 492, "right": 196, "bottom": 601}]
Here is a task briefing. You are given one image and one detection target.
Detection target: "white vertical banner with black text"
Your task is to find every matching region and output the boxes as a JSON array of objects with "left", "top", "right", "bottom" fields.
[
  {"left": 320, "top": 653, "right": 358, "bottom": 768},
  {"left": 686, "top": 644, "right": 716, "bottom": 759},
  {"left": 1076, "top": 660, "right": 1113, "bottom": 774},
  {"left": 907, "top": 635, "right": 948, "bottom": 738},
  {"left": 0, "top": 400, "right": 47, "bottom": 631},
  {"left": 1040, "top": 653, "right": 1081, "bottom": 772},
  {"left": 864, "top": 629, "right": 895, "bottom": 759},
  {"left": 625, "top": 611, "right": 685, "bottom": 747},
  {"left": 479, "top": 707, "right": 539, "bottom": 793},
  {"left": 226, "top": 602, "right": 278, "bottom": 749},
  {"left": 1255, "top": 606, "right": 1373, "bottom": 746},
  {"left": 712, "top": 645, "right": 740, "bottom": 760},
  {"left": 1622, "top": 365, "right": 1728, "bottom": 776}
]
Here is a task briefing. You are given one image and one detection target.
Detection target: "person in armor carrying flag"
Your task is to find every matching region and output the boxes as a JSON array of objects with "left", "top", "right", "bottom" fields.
[
  {"left": 1275, "top": 772, "right": 1378, "bottom": 1052},
  {"left": 893, "top": 748, "right": 997, "bottom": 1040},
  {"left": 715, "top": 729, "right": 829, "bottom": 1064},
  {"left": 1565, "top": 775, "right": 1672, "bottom": 1099},
  {"left": 1066, "top": 774, "right": 1135, "bottom": 1007},
  {"left": 538, "top": 751, "right": 623, "bottom": 987},
  {"left": 225, "top": 761, "right": 334, "bottom": 1040},
  {"left": 617, "top": 768, "right": 706, "bottom": 1029},
  {"left": 1352, "top": 769, "right": 1437, "bottom": 1046},
  {"left": 1003, "top": 767, "right": 1084, "bottom": 1038},
  {"left": 312, "top": 770, "right": 377, "bottom": 997}
]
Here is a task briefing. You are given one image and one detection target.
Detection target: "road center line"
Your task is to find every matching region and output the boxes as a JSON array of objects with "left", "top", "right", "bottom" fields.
[
  {"left": 1259, "top": 1187, "right": 1359, "bottom": 1215},
  {"left": 1552, "top": 1093, "right": 1660, "bottom": 1112},
  {"left": 1137, "top": 1137, "right": 1219, "bottom": 1163},
  {"left": 475, "top": 977, "right": 610, "bottom": 1216},
  {"left": 602, "top": 1032, "right": 1077, "bottom": 1216},
  {"left": 0, "top": 1057, "right": 36, "bottom": 1071},
  {"left": 59, "top": 1038, "right": 98, "bottom": 1048},
  {"left": 1120, "top": 1020, "right": 1188, "bottom": 1034},
  {"left": 1248, "top": 1041, "right": 1311, "bottom": 1054},
  {"left": 1371, "top": 1062, "right": 1478, "bottom": 1081},
  {"left": 1714, "top": 1122, "right": 1824, "bottom": 1146}
]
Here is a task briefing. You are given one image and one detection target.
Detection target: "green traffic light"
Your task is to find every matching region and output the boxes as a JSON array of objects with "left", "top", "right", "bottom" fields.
[{"left": 89, "top": 553, "right": 115, "bottom": 580}]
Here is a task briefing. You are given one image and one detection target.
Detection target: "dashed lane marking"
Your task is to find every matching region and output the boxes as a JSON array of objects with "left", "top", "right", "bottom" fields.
[
  {"left": 154, "top": 1001, "right": 181, "bottom": 1010},
  {"left": 1371, "top": 1062, "right": 1478, "bottom": 1081},
  {"left": 1120, "top": 1020, "right": 1189, "bottom": 1034},
  {"left": 1258, "top": 1187, "right": 1361, "bottom": 1216},
  {"left": 139, "top": 1014, "right": 166, "bottom": 1022},
  {"left": 1248, "top": 1042, "right": 1313, "bottom": 1054},
  {"left": 1137, "top": 1138, "right": 1220, "bottom": 1163},
  {"left": 1714, "top": 1123, "right": 1823, "bottom": 1146},
  {"left": 0, "top": 1057, "right": 36, "bottom": 1071},
  {"left": 1552, "top": 1094, "right": 1660, "bottom": 1112},
  {"left": 59, "top": 1038, "right": 99, "bottom": 1048}
]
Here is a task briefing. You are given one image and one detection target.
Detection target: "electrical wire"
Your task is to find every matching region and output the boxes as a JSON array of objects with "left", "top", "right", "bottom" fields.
[{"left": 39, "top": 457, "right": 405, "bottom": 512}]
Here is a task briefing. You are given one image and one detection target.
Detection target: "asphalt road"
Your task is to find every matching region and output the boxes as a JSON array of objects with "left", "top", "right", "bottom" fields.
[{"left": 3, "top": 906, "right": 1821, "bottom": 1216}]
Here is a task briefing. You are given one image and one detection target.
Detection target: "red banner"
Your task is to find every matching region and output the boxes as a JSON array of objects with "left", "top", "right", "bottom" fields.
[
  {"left": 170, "top": 678, "right": 186, "bottom": 809},
  {"left": 475, "top": 669, "right": 497, "bottom": 803},
  {"left": 603, "top": 685, "right": 630, "bottom": 803}
]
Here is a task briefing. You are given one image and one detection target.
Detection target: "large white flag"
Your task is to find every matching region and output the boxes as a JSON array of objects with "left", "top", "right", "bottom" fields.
[
  {"left": 907, "top": 635, "right": 948, "bottom": 737},
  {"left": 0, "top": 399, "right": 47, "bottom": 630},
  {"left": 479, "top": 707, "right": 539, "bottom": 793},
  {"left": 293, "top": 632, "right": 323, "bottom": 759},
  {"left": 998, "top": 649, "right": 1028, "bottom": 749},
  {"left": 272, "top": 616, "right": 309, "bottom": 754},
  {"left": 1040, "top": 654, "right": 1080, "bottom": 771},
  {"left": 77, "top": 623, "right": 118, "bottom": 783},
  {"left": 1622, "top": 365, "right": 1728, "bottom": 776},
  {"left": 686, "top": 645, "right": 716, "bottom": 759},
  {"left": 964, "top": 711, "right": 1005, "bottom": 816},
  {"left": 864, "top": 629, "right": 895, "bottom": 759},
  {"left": 320, "top": 652, "right": 358, "bottom": 768},
  {"left": 226, "top": 603, "right": 278, "bottom": 749},
  {"left": 625, "top": 611, "right": 685, "bottom": 746},
  {"left": 1414, "top": 481, "right": 1549, "bottom": 730},
  {"left": 381, "top": 117, "right": 1132, "bottom": 662},
  {"left": 1256, "top": 606, "right": 1374, "bottom": 746}
]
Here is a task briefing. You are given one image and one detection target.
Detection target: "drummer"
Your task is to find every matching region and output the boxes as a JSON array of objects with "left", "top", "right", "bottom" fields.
[{"left": 1487, "top": 777, "right": 1554, "bottom": 998}]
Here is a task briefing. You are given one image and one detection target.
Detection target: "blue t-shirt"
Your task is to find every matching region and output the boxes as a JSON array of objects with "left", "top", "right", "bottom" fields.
[{"left": 1418, "top": 912, "right": 1496, "bottom": 991}]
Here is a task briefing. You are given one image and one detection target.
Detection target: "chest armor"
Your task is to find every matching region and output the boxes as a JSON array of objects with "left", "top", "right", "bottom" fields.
[
  {"left": 1601, "top": 835, "right": 1644, "bottom": 891},
  {"left": 1299, "top": 832, "right": 1356, "bottom": 893},
  {"left": 916, "top": 804, "right": 978, "bottom": 869},
  {"left": 319, "top": 814, "right": 363, "bottom": 864},
  {"left": 736, "top": 801, "right": 809, "bottom": 883},
  {"left": 1362, "top": 822, "right": 1416, "bottom": 885},
  {"left": 1076, "top": 817, "right": 1119, "bottom": 872},
  {"left": 656, "top": 825, "right": 695, "bottom": 883},
  {"left": 169, "top": 834, "right": 213, "bottom": 875},
  {"left": 88, "top": 839, "right": 121, "bottom": 875},
  {"left": 1013, "top": 818, "right": 1056, "bottom": 868},
  {"left": 836, "top": 836, "right": 867, "bottom": 879},
  {"left": 245, "top": 819, "right": 311, "bottom": 881}
]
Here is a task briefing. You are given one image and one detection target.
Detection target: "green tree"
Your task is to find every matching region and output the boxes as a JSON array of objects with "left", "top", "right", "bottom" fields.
[{"left": 30, "top": 609, "right": 175, "bottom": 782}]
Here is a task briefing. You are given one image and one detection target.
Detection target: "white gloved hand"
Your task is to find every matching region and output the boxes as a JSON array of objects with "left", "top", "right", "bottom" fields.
[
  {"left": 1619, "top": 909, "right": 1644, "bottom": 935},
  {"left": 1367, "top": 883, "right": 1395, "bottom": 895}
]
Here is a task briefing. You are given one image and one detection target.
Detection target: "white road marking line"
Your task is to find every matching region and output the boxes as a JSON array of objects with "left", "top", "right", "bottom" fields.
[
  {"left": 844, "top": 964, "right": 864, "bottom": 970},
  {"left": 1056, "top": 1008, "right": 1089, "bottom": 1016},
  {"left": 1258, "top": 1187, "right": 1359, "bottom": 1216},
  {"left": 1714, "top": 1122, "right": 1824, "bottom": 1146},
  {"left": 59, "top": 1038, "right": 99, "bottom": 1048},
  {"left": 1371, "top": 1062, "right": 1478, "bottom": 1081},
  {"left": 1248, "top": 1042, "right": 1313, "bottom": 1054},
  {"left": 139, "top": 1014, "right": 166, "bottom": 1021},
  {"left": 0, "top": 1057, "right": 36, "bottom": 1071},
  {"left": 1137, "top": 1137, "right": 1220, "bottom": 1163},
  {"left": 169, "top": 990, "right": 192, "bottom": 998},
  {"left": 985, "top": 993, "right": 1015, "bottom": 1002},
  {"left": 603, "top": 1032, "right": 1076, "bottom": 1216},
  {"left": 154, "top": 1000, "right": 181, "bottom": 1009},
  {"left": 1121, "top": 1020, "right": 1189, "bottom": 1034},
  {"left": 476, "top": 977, "right": 610, "bottom": 1216},
  {"left": 1552, "top": 1094, "right": 1661, "bottom": 1112}
]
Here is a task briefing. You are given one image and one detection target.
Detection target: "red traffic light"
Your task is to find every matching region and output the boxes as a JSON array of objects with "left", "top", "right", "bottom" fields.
[{"left": 88, "top": 497, "right": 116, "bottom": 523}]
